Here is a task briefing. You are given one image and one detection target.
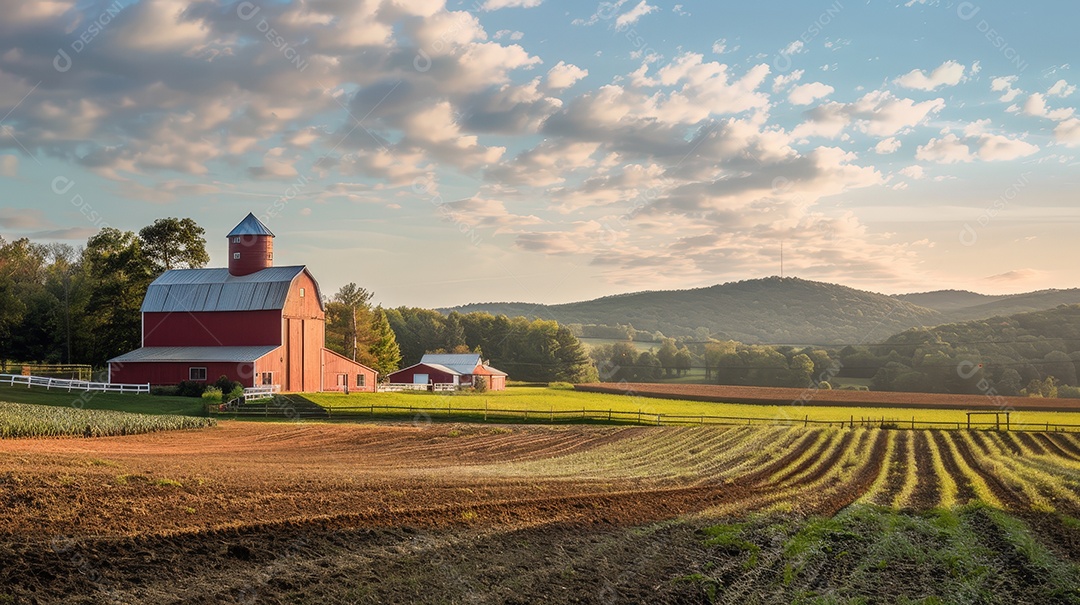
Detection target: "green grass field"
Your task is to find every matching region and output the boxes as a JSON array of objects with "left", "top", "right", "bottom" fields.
[
  {"left": 0, "top": 385, "right": 205, "bottom": 416},
  {"left": 301, "top": 386, "right": 1080, "bottom": 429}
]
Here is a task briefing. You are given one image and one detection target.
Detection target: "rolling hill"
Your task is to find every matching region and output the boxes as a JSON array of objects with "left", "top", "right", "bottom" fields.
[
  {"left": 443, "top": 278, "right": 1080, "bottom": 345},
  {"left": 444, "top": 277, "right": 940, "bottom": 344},
  {"left": 899, "top": 288, "right": 1080, "bottom": 323}
]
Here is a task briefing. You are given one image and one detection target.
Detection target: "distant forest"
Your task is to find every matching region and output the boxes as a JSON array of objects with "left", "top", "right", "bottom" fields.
[{"left": 585, "top": 305, "right": 1080, "bottom": 398}]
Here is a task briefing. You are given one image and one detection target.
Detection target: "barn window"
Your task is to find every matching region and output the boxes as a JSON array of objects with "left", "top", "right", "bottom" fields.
[
  {"left": 233, "top": 252, "right": 241, "bottom": 259},
  {"left": 299, "top": 288, "right": 305, "bottom": 297},
  {"left": 267, "top": 252, "right": 273, "bottom": 260},
  {"left": 233, "top": 237, "right": 240, "bottom": 244},
  {"left": 189, "top": 367, "right": 207, "bottom": 381},
  {"left": 356, "top": 374, "right": 365, "bottom": 387},
  {"left": 261, "top": 372, "right": 273, "bottom": 386}
]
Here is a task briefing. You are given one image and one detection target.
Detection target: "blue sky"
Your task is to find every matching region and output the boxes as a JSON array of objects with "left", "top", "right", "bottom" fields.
[{"left": 1, "top": 0, "right": 1077, "bottom": 307}]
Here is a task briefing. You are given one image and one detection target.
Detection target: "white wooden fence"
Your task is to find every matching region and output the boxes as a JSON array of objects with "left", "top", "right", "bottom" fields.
[
  {"left": 242, "top": 385, "right": 280, "bottom": 401},
  {"left": 0, "top": 373, "right": 150, "bottom": 394},
  {"left": 378, "top": 383, "right": 458, "bottom": 393}
]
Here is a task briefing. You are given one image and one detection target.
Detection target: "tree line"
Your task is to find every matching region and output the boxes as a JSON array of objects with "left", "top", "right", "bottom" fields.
[
  {"left": 1, "top": 218, "right": 598, "bottom": 384},
  {"left": 0, "top": 219, "right": 208, "bottom": 369},
  {"left": 383, "top": 308, "right": 597, "bottom": 383}
]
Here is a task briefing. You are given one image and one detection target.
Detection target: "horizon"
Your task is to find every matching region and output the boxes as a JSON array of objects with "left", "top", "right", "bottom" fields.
[{"left": 1, "top": 1, "right": 1078, "bottom": 307}]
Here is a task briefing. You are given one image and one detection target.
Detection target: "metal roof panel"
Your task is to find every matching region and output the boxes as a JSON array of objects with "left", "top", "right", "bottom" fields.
[
  {"left": 227, "top": 213, "right": 275, "bottom": 237},
  {"left": 108, "top": 346, "right": 279, "bottom": 364}
]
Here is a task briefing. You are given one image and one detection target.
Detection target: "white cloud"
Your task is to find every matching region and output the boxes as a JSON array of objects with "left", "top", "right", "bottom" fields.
[
  {"left": 772, "top": 70, "right": 804, "bottom": 92},
  {"left": 493, "top": 30, "right": 525, "bottom": 41},
  {"left": 788, "top": 82, "right": 834, "bottom": 105},
  {"left": 895, "top": 60, "right": 966, "bottom": 90},
  {"left": 1053, "top": 118, "right": 1080, "bottom": 147},
  {"left": 545, "top": 61, "right": 588, "bottom": 90},
  {"left": 899, "top": 165, "right": 925, "bottom": 179},
  {"left": 991, "top": 75, "right": 1023, "bottom": 102},
  {"left": 446, "top": 196, "right": 544, "bottom": 233},
  {"left": 874, "top": 137, "right": 901, "bottom": 154},
  {"left": 975, "top": 133, "right": 1039, "bottom": 161},
  {"left": 1023, "top": 93, "right": 1075, "bottom": 121},
  {"left": 615, "top": 1, "right": 659, "bottom": 29},
  {"left": 1048, "top": 79, "right": 1076, "bottom": 97},
  {"left": 711, "top": 38, "right": 727, "bottom": 54},
  {"left": 916, "top": 134, "right": 973, "bottom": 163},
  {"left": 781, "top": 40, "right": 806, "bottom": 56},
  {"left": 483, "top": 0, "right": 543, "bottom": 10},
  {"left": 792, "top": 91, "right": 945, "bottom": 139},
  {"left": 916, "top": 131, "right": 1038, "bottom": 163}
]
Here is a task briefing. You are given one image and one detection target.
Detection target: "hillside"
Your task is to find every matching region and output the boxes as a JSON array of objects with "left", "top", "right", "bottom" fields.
[
  {"left": 870, "top": 304, "right": 1080, "bottom": 394},
  {"left": 895, "top": 288, "right": 1080, "bottom": 322},
  {"left": 444, "top": 277, "right": 942, "bottom": 344},
  {"left": 892, "top": 290, "right": 1003, "bottom": 313}
]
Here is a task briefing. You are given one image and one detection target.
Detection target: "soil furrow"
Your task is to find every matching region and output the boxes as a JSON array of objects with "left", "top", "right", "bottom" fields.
[
  {"left": 951, "top": 432, "right": 1028, "bottom": 509},
  {"left": 1033, "top": 433, "right": 1080, "bottom": 462},
  {"left": 874, "top": 430, "right": 910, "bottom": 506},
  {"left": 930, "top": 431, "right": 977, "bottom": 504},
  {"left": 1014, "top": 432, "right": 1048, "bottom": 456},
  {"left": 908, "top": 431, "right": 941, "bottom": 509}
]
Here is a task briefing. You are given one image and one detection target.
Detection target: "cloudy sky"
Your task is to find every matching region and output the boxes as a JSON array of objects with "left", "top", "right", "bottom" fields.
[{"left": 0, "top": 0, "right": 1077, "bottom": 307}]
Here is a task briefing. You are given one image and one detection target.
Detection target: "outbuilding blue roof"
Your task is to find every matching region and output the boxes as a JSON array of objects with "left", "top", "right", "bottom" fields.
[
  {"left": 420, "top": 353, "right": 483, "bottom": 375},
  {"left": 227, "top": 213, "right": 275, "bottom": 237}
]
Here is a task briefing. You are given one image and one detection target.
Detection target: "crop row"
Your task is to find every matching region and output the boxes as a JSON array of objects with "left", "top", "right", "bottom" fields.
[
  {"left": 474, "top": 425, "right": 1080, "bottom": 515},
  {"left": 0, "top": 401, "right": 215, "bottom": 438}
]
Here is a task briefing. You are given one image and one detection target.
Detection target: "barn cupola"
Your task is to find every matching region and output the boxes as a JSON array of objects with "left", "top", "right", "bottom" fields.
[{"left": 227, "top": 213, "right": 275, "bottom": 276}]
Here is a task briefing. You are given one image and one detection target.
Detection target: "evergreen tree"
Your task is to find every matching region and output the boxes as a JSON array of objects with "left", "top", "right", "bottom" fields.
[{"left": 368, "top": 307, "right": 402, "bottom": 377}]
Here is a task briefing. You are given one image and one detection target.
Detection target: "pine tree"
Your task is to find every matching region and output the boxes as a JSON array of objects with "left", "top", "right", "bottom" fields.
[{"left": 368, "top": 306, "right": 402, "bottom": 378}]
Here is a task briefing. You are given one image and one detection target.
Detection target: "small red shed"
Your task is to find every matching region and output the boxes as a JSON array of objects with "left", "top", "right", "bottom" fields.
[
  {"left": 387, "top": 353, "right": 507, "bottom": 390},
  {"left": 108, "top": 213, "right": 377, "bottom": 392}
]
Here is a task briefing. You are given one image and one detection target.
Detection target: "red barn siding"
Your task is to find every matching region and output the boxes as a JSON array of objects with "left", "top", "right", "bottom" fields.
[
  {"left": 387, "top": 364, "right": 459, "bottom": 385},
  {"left": 279, "top": 271, "right": 324, "bottom": 392},
  {"left": 110, "top": 359, "right": 271, "bottom": 388},
  {"left": 322, "top": 349, "right": 377, "bottom": 393},
  {"left": 143, "top": 310, "right": 281, "bottom": 347}
]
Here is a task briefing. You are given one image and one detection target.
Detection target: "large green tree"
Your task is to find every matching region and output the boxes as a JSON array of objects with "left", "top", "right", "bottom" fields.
[
  {"left": 138, "top": 217, "right": 209, "bottom": 272},
  {"left": 328, "top": 283, "right": 374, "bottom": 362},
  {"left": 82, "top": 228, "right": 154, "bottom": 366}
]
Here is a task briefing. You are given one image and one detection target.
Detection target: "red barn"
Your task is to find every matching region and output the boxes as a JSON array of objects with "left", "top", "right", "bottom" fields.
[
  {"left": 108, "top": 213, "right": 377, "bottom": 392},
  {"left": 387, "top": 353, "right": 507, "bottom": 390}
]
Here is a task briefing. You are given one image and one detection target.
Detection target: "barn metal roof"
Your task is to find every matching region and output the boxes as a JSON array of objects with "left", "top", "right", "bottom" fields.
[
  {"left": 227, "top": 213, "right": 275, "bottom": 237},
  {"left": 389, "top": 362, "right": 463, "bottom": 376},
  {"left": 108, "top": 346, "right": 279, "bottom": 364},
  {"left": 140, "top": 265, "right": 323, "bottom": 313},
  {"left": 420, "top": 353, "right": 483, "bottom": 375}
]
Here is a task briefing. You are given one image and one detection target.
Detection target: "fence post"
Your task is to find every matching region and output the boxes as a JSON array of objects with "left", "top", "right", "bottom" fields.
[
  {"left": 850, "top": 415, "right": 853, "bottom": 429},
  {"left": 804, "top": 415, "right": 808, "bottom": 428},
  {"left": 637, "top": 409, "right": 641, "bottom": 425}
]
